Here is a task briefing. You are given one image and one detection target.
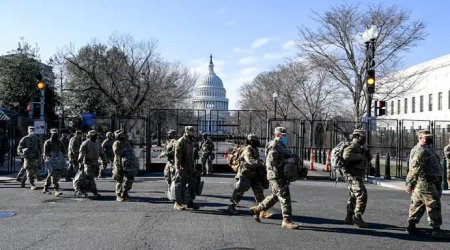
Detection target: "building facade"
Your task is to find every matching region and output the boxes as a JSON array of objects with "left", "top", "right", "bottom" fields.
[
  {"left": 192, "top": 55, "right": 229, "bottom": 134},
  {"left": 381, "top": 54, "right": 450, "bottom": 130}
]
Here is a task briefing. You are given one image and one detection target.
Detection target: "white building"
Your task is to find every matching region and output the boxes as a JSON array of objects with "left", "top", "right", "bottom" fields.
[
  {"left": 382, "top": 54, "right": 450, "bottom": 130},
  {"left": 192, "top": 55, "right": 229, "bottom": 134}
]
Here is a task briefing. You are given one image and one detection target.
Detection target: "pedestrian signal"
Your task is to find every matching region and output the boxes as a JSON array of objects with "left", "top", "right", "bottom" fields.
[{"left": 378, "top": 100, "right": 386, "bottom": 116}]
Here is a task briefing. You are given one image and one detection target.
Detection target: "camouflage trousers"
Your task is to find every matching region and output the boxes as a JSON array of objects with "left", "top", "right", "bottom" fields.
[
  {"left": 231, "top": 176, "right": 265, "bottom": 205},
  {"left": 258, "top": 178, "right": 292, "bottom": 218},
  {"left": 164, "top": 162, "right": 175, "bottom": 187},
  {"left": 44, "top": 170, "right": 63, "bottom": 190},
  {"left": 77, "top": 164, "right": 99, "bottom": 193},
  {"left": 112, "top": 168, "right": 136, "bottom": 197},
  {"left": 24, "top": 158, "right": 39, "bottom": 185},
  {"left": 201, "top": 153, "right": 214, "bottom": 174},
  {"left": 346, "top": 175, "right": 367, "bottom": 216},
  {"left": 408, "top": 180, "right": 442, "bottom": 227},
  {"left": 174, "top": 170, "right": 199, "bottom": 205},
  {"left": 67, "top": 158, "right": 79, "bottom": 178}
]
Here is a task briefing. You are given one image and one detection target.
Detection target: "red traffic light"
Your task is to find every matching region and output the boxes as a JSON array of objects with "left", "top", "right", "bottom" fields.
[
  {"left": 26, "top": 103, "right": 32, "bottom": 112},
  {"left": 378, "top": 100, "right": 386, "bottom": 116}
]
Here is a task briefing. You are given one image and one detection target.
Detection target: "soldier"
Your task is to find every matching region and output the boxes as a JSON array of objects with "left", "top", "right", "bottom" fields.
[
  {"left": 405, "top": 130, "right": 449, "bottom": 239},
  {"left": 16, "top": 126, "right": 42, "bottom": 190},
  {"left": 173, "top": 126, "right": 200, "bottom": 210},
  {"left": 443, "top": 138, "right": 450, "bottom": 185},
  {"left": 66, "top": 130, "right": 82, "bottom": 181},
  {"left": 42, "top": 129, "right": 66, "bottom": 196},
  {"left": 227, "top": 134, "right": 272, "bottom": 219},
  {"left": 112, "top": 129, "right": 139, "bottom": 202},
  {"left": 99, "top": 132, "right": 115, "bottom": 178},
  {"left": 200, "top": 133, "right": 215, "bottom": 175},
  {"left": 76, "top": 130, "right": 106, "bottom": 199},
  {"left": 342, "top": 129, "right": 371, "bottom": 228},
  {"left": 161, "top": 129, "right": 177, "bottom": 192},
  {"left": 250, "top": 127, "right": 300, "bottom": 229}
]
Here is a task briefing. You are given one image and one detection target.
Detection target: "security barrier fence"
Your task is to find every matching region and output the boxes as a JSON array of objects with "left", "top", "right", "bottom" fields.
[{"left": 3, "top": 109, "right": 450, "bottom": 181}]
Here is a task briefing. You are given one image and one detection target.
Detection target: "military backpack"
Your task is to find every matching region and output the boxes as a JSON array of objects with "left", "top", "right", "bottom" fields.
[
  {"left": 330, "top": 140, "right": 351, "bottom": 181},
  {"left": 227, "top": 145, "right": 244, "bottom": 172}
]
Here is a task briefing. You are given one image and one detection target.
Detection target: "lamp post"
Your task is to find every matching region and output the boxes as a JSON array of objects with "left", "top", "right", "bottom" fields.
[
  {"left": 55, "top": 105, "right": 64, "bottom": 134},
  {"left": 272, "top": 91, "right": 279, "bottom": 120},
  {"left": 206, "top": 103, "right": 214, "bottom": 133}
]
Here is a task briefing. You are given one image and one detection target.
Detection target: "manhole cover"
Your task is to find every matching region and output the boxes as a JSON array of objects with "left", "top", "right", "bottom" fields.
[{"left": 0, "top": 211, "right": 16, "bottom": 218}]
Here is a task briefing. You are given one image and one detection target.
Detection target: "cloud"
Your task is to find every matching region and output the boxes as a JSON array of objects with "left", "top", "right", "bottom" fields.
[
  {"left": 225, "top": 19, "right": 237, "bottom": 26},
  {"left": 238, "top": 56, "right": 258, "bottom": 65},
  {"left": 250, "top": 38, "right": 269, "bottom": 49},
  {"left": 282, "top": 40, "right": 296, "bottom": 50},
  {"left": 232, "top": 47, "right": 250, "bottom": 54}
]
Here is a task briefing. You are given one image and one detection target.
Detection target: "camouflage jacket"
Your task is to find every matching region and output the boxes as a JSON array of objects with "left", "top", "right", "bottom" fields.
[
  {"left": 78, "top": 139, "right": 106, "bottom": 165},
  {"left": 406, "top": 143, "right": 442, "bottom": 188},
  {"left": 43, "top": 139, "right": 65, "bottom": 160},
  {"left": 265, "top": 139, "right": 293, "bottom": 180},
  {"left": 175, "top": 135, "right": 196, "bottom": 172},
  {"left": 68, "top": 136, "right": 82, "bottom": 160},
  {"left": 101, "top": 138, "right": 114, "bottom": 159},
  {"left": 342, "top": 140, "right": 369, "bottom": 177},
  {"left": 113, "top": 139, "right": 137, "bottom": 170},
  {"left": 443, "top": 144, "right": 450, "bottom": 160},
  {"left": 200, "top": 139, "right": 215, "bottom": 154},
  {"left": 17, "top": 135, "right": 41, "bottom": 160},
  {"left": 237, "top": 145, "right": 263, "bottom": 178}
]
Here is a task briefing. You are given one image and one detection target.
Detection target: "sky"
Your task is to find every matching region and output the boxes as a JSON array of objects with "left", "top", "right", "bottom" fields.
[{"left": 1, "top": 0, "right": 450, "bottom": 109}]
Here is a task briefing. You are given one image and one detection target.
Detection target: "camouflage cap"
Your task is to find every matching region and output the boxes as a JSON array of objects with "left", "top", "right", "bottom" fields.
[
  {"left": 418, "top": 130, "right": 432, "bottom": 138},
  {"left": 185, "top": 126, "right": 194, "bottom": 132},
  {"left": 352, "top": 129, "right": 366, "bottom": 137},
  {"left": 114, "top": 129, "right": 125, "bottom": 137},
  {"left": 87, "top": 130, "right": 97, "bottom": 136},
  {"left": 274, "top": 127, "right": 287, "bottom": 135},
  {"left": 28, "top": 126, "right": 35, "bottom": 130},
  {"left": 247, "top": 134, "right": 259, "bottom": 141},
  {"left": 167, "top": 129, "right": 176, "bottom": 134},
  {"left": 50, "top": 128, "right": 58, "bottom": 134},
  {"left": 75, "top": 130, "right": 82, "bottom": 135}
]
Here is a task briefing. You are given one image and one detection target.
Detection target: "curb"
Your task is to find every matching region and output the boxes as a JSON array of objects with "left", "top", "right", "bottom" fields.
[{"left": 366, "top": 177, "right": 404, "bottom": 191}]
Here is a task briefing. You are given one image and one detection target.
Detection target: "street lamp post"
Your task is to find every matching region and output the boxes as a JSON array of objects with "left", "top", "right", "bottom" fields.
[
  {"left": 206, "top": 103, "right": 214, "bottom": 133},
  {"left": 272, "top": 92, "right": 279, "bottom": 120},
  {"left": 362, "top": 24, "right": 379, "bottom": 176},
  {"left": 55, "top": 105, "right": 64, "bottom": 134}
]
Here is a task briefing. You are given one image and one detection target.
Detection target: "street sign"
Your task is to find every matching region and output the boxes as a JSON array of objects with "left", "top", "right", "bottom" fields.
[
  {"left": 34, "top": 120, "right": 46, "bottom": 135},
  {"left": 81, "top": 113, "right": 96, "bottom": 126}
]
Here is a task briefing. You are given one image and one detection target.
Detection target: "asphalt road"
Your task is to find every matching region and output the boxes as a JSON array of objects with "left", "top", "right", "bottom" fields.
[{"left": 0, "top": 173, "right": 449, "bottom": 250}]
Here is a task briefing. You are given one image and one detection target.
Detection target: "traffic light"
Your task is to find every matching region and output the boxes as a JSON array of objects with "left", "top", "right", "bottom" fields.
[
  {"left": 367, "top": 69, "right": 375, "bottom": 94},
  {"left": 32, "top": 103, "right": 41, "bottom": 119},
  {"left": 377, "top": 100, "right": 386, "bottom": 116},
  {"left": 36, "top": 73, "right": 45, "bottom": 91}
]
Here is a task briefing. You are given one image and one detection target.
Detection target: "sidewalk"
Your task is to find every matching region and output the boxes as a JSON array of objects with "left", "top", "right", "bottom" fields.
[{"left": 304, "top": 160, "right": 450, "bottom": 195}]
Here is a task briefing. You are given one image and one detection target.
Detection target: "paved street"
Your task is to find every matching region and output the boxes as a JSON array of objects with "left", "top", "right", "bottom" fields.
[{"left": 0, "top": 173, "right": 449, "bottom": 250}]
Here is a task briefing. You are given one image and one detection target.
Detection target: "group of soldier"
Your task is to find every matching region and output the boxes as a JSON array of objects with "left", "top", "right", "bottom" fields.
[
  {"left": 11, "top": 124, "right": 450, "bottom": 238},
  {"left": 15, "top": 126, "right": 138, "bottom": 202}
]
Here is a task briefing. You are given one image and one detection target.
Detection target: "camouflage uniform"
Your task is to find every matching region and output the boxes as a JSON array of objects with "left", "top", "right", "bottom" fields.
[
  {"left": 173, "top": 126, "right": 200, "bottom": 209},
  {"left": 43, "top": 129, "right": 66, "bottom": 195},
  {"left": 100, "top": 132, "right": 114, "bottom": 177},
  {"left": 406, "top": 140, "right": 442, "bottom": 228},
  {"left": 162, "top": 138, "right": 177, "bottom": 189},
  {"left": 250, "top": 127, "right": 299, "bottom": 229},
  {"left": 68, "top": 131, "right": 82, "bottom": 175},
  {"left": 443, "top": 142, "right": 450, "bottom": 184},
  {"left": 77, "top": 130, "right": 106, "bottom": 198},
  {"left": 17, "top": 127, "right": 42, "bottom": 189},
  {"left": 112, "top": 130, "right": 138, "bottom": 201},
  {"left": 200, "top": 136, "right": 215, "bottom": 175}
]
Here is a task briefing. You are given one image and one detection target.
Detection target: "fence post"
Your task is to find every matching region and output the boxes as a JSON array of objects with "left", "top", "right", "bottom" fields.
[
  {"left": 375, "top": 153, "right": 380, "bottom": 177},
  {"left": 384, "top": 153, "right": 391, "bottom": 180},
  {"left": 443, "top": 158, "right": 448, "bottom": 190}
]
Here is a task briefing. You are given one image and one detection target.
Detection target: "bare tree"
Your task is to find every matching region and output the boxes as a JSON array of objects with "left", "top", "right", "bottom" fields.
[
  {"left": 62, "top": 34, "right": 196, "bottom": 117},
  {"left": 297, "top": 4, "right": 426, "bottom": 123}
]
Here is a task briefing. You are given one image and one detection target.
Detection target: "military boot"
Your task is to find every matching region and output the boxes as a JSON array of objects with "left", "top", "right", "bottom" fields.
[
  {"left": 353, "top": 215, "right": 369, "bottom": 228},
  {"left": 116, "top": 194, "right": 124, "bottom": 202},
  {"left": 21, "top": 180, "right": 25, "bottom": 188},
  {"left": 227, "top": 204, "right": 238, "bottom": 215},
  {"left": 406, "top": 222, "right": 421, "bottom": 235},
  {"left": 431, "top": 227, "right": 450, "bottom": 239},
  {"left": 92, "top": 192, "right": 101, "bottom": 200},
  {"left": 122, "top": 191, "right": 129, "bottom": 200},
  {"left": 187, "top": 202, "right": 200, "bottom": 210},
  {"left": 75, "top": 191, "right": 88, "bottom": 198},
  {"left": 174, "top": 202, "right": 185, "bottom": 211},
  {"left": 54, "top": 189, "right": 62, "bottom": 197},
  {"left": 281, "top": 218, "right": 300, "bottom": 229},
  {"left": 30, "top": 183, "right": 37, "bottom": 190},
  {"left": 344, "top": 213, "right": 354, "bottom": 225},
  {"left": 42, "top": 187, "right": 50, "bottom": 194},
  {"left": 249, "top": 206, "right": 261, "bottom": 222},
  {"left": 260, "top": 210, "right": 273, "bottom": 219}
]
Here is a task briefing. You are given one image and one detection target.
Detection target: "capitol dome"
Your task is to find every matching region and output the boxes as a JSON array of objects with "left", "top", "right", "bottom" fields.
[{"left": 192, "top": 55, "right": 229, "bottom": 134}]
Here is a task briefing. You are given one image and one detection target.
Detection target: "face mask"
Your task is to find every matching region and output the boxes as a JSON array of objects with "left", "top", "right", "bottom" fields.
[
  {"left": 188, "top": 135, "right": 195, "bottom": 140},
  {"left": 90, "top": 135, "right": 98, "bottom": 141},
  {"left": 28, "top": 131, "right": 35, "bottom": 136},
  {"left": 251, "top": 140, "right": 261, "bottom": 148},
  {"left": 280, "top": 136, "right": 288, "bottom": 145},
  {"left": 425, "top": 138, "right": 433, "bottom": 145},
  {"left": 51, "top": 134, "right": 58, "bottom": 141}
]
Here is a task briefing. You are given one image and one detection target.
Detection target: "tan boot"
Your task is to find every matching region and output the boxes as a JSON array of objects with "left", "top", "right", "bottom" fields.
[
  {"left": 344, "top": 213, "right": 354, "bottom": 225},
  {"left": 353, "top": 215, "right": 369, "bottom": 228},
  {"left": 281, "top": 218, "right": 300, "bottom": 229},
  {"left": 249, "top": 206, "right": 261, "bottom": 222},
  {"left": 174, "top": 202, "right": 185, "bottom": 211},
  {"left": 54, "top": 189, "right": 62, "bottom": 197},
  {"left": 260, "top": 210, "right": 273, "bottom": 219},
  {"left": 30, "top": 183, "right": 37, "bottom": 190},
  {"left": 42, "top": 187, "right": 50, "bottom": 194},
  {"left": 116, "top": 195, "right": 124, "bottom": 202}
]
